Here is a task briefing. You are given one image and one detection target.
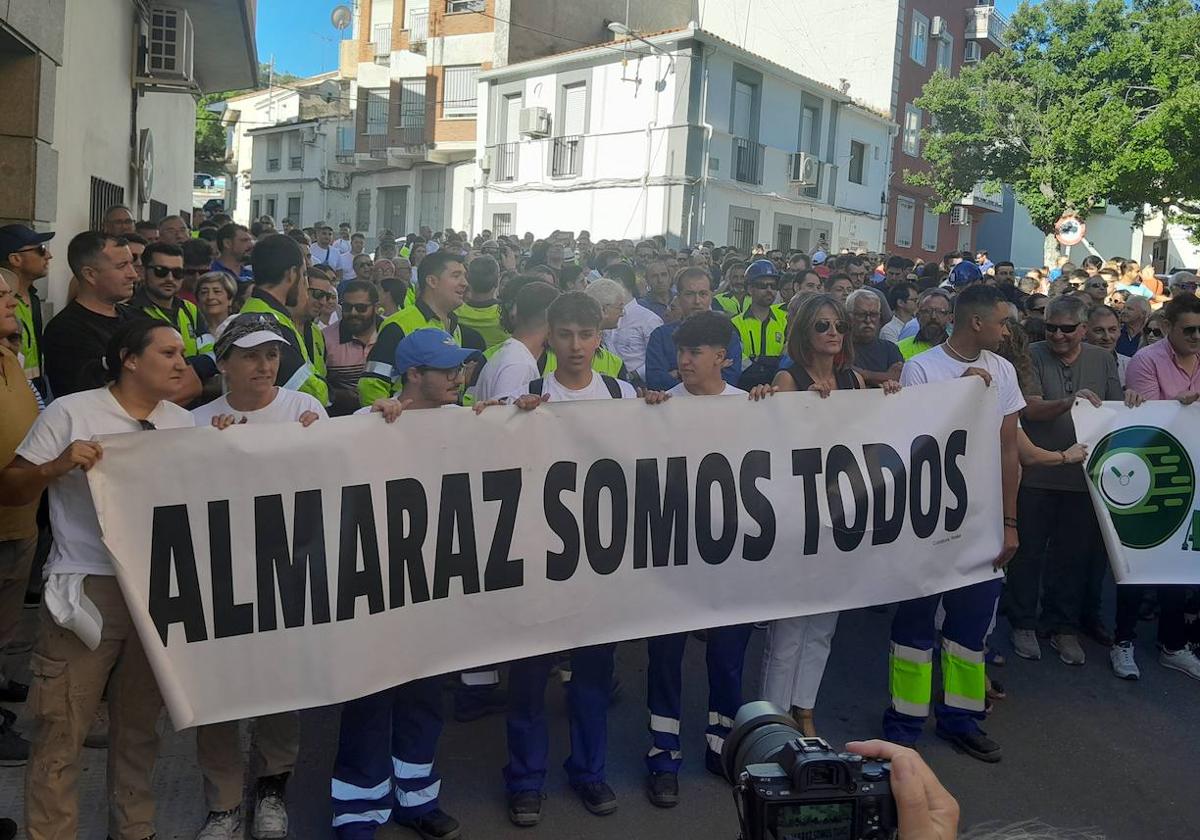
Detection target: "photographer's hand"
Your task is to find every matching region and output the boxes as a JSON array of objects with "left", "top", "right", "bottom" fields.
[{"left": 845, "top": 740, "right": 959, "bottom": 840}]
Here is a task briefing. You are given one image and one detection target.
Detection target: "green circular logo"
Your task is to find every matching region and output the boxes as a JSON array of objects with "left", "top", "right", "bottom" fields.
[{"left": 1087, "top": 426, "right": 1195, "bottom": 549}]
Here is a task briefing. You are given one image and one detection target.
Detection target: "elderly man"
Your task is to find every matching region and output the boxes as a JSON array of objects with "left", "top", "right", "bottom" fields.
[
  {"left": 846, "top": 288, "right": 903, "bottom": 386},
  {"left": 1005, "top": 295, "right": 1137, "bottom": 666},
  {"left": 598, "top": 271, "right": 663, "bottom": 382},
  {"left": 897, "top": 289, "right": 952, "bottom": 360},
  {"left": 1117, "top": 295, "right": 1151, "bottom": 356},
  {"left": 1117, "top": 293, "right": 1200, "bottom": 681},
  {"left": 101, "top": 205, "right": 135, "bottom": 237},
  {"left": 158, "top": 214, "right": 191, "bottom": 246}
]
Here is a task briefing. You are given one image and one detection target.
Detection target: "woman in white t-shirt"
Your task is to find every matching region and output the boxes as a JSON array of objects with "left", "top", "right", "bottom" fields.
[
  {"left": 0, "top": 320, "right": 195, "bottom": 840},
  {"left": 191, "top": 314, "right": 329, "bottom": 429}
]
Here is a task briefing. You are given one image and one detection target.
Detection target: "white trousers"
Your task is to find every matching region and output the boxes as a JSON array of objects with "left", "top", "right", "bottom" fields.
[{"left": 759, "top": 611, "right": 840, "bottom": 711}]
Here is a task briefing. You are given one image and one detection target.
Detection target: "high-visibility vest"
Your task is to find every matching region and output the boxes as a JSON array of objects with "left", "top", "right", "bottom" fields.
[
  {"left": 239, "top": 296, "right": 330, "bottom": 405},
  {"left": 543, "top": 347, "right": 629, "bottom": 381},
  {"left": 13, "top": 295, "right": 40, "bottom": 381},
  {"left": 715, "top": 292, "right": 751, "bottom": 316},
  {"left": 731, "top": 307, "right": 789, "bottom": 368},
  {"left": 359, "top": 304, "right": 463, "bottom": 405},
  {"left": 138, "top": 297, "right": 214, "bottom": 360},
  {"left": 456, "top": 301, "right": 508, "bottom": 349}
]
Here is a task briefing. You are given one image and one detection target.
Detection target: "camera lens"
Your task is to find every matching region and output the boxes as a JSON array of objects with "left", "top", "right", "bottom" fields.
[{"left": 720, "top": 701, "right": 806, "bottom": 784}]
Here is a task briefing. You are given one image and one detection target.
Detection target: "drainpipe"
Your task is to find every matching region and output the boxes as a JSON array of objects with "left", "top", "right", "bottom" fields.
[
  {"left": 641, "top": 52, "right": 664, "bottom": 239},
  {"left": 696, "top": 40, "right": 712, "bottom": 245}
]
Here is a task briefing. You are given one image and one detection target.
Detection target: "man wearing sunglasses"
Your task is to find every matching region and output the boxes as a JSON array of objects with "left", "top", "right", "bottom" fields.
[
  {"left": 732, "top": 259, "right": 788, "bottom": 388},
  {"left": 130, "top": 242, "right": 217, "bottom": 401},
  {"left": 323, "top": 280, "right": 379, "bottom": 415},
  {"left": 1007, "top": 295, "right": 1139, "bottom": 669},
  {"left": 1116, "top": 291, "right": 1200, "bottom": 682},
  {"left": 0, "top": 224, "right": 54, "bottom": 400}
]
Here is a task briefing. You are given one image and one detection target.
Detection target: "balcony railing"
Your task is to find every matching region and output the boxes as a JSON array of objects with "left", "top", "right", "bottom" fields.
[
  {"left": 372, "top": 24, "right": 391, "bottom": 57},
  {"left": 550, "top": 135, "right": 583, "bottom": 178},
  {"left": 493, "top": 142, "right": 519, "bottom": 182},
  {"left": 366, "top": 133, "right": 389, "bottom": 159},
  {"left": 732, "top": 136, "right": 765, "bottom": 185},
  {"left": 965, "top": 5, "right": 1008, "bottom": 48},
  {"left": 407, "top": 11, "right": 429, "bottom": 43},
  {"left": 393, "top": 124, "right": 427, "bottom": 148}
]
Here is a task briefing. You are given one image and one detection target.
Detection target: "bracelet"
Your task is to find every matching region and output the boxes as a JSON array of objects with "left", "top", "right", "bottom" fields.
[
  {"left": 1003, "top": 517, "right": 1018, "bottom": 528},
  {"left": 1004, "top": 523, "right": 1018, "bottom": 530}
]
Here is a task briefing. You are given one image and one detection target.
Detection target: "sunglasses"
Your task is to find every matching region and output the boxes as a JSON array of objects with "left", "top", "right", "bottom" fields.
[
  {"left": 1183, "top": 326, "right": 1200, "bottom": 338},
  {"left": 343, "top": 302, "right": 375, "bottom": 314},
  {"left": 1028, "top": 306, "right": 1046, "bottom": 314},
  {"left": 751, "top": 283, "right": 778, "bottom": 291},
  {"left": 1044, "top": 322, "right": 1082, "bottom": 334},
  {"left": 138, "top": 419, "right": 158, "bottom": 431},
  {"left": 1145, "top": 328, "right": 1164, "bottom": 338},
  {"left": 309, "top": 289, "right": 335, "bottom": 301},
  {"left": 17, "top": 244, "right": 48, "bottom": 257},
  {"left": 147, "top": 265, "right": 184, "bottom": 279},
  {"left": 1174, "top": 283, "right": 1198, "bottom": 292},
  {"left": 814, "top": 319, "right": 848, "bottom": 335},
  {"left": 1086, "top": 283, "right": 1107, "bottom": 290}
]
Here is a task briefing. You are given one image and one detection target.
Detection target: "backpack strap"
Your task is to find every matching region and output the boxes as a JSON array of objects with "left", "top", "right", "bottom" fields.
[
  {"left": 601, "top": 374, "right": 623, "bottom": 399},
  {"left": 530, "top": 378, "right": 545, "bottom": 396}
]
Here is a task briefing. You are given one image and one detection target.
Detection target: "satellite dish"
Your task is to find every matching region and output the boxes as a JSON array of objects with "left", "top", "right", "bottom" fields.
[{"left": 331, "top": 5, "right": 352, "bottom": 30}]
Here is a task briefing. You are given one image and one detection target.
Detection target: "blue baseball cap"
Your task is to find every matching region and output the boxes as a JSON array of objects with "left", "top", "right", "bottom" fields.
[
  {"left": 746, "top": 259, "right": 781, "bottom": 282},
  {"left": 948, "top": 261, "right": 983, "bottom": 288},
  {"left": 394, "top": 328, "right": 481, "bottom": 373},
  {"left": 0, "top": 224, "right": 54, "bottom": 261}
]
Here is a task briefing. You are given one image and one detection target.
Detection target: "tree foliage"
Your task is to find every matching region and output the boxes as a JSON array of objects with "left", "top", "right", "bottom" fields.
[
  {"left": 913, "top": 0, "right": 1200, "bottom": 234},
  {"left": 193, "top": 63, "right": 300, "bottom": 173}
]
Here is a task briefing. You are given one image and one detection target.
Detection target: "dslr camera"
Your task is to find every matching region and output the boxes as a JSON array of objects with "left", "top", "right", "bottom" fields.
[{"left": 721, "top": 702, "right": 898, "bottom": 840}]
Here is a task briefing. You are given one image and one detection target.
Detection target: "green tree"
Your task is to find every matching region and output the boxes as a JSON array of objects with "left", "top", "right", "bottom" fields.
[
  {"left": 193, "top": 63, "right": 301, "bottom": 173},
  {"left": 913, "top": 0, "right": 1200, "bottom": 253}
]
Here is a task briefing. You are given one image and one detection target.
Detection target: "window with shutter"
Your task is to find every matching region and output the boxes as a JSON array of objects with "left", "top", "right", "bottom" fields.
[
  {"left": 895, "top": 197, "right": 915, "bottom": 248},
  {"left": 366, "top": 90, "right": 389, "bottom": 135},
  {"left": 561, "top": 83, "right": 587, "bottom": 136},
  {"left": 443, "top": 66, "right": 480, "bottom": 118}
]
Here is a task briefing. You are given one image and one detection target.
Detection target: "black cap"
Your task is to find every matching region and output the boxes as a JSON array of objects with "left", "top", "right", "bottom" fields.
[{"left": 0, "top": 225, "right": 54, "bottom": 260}]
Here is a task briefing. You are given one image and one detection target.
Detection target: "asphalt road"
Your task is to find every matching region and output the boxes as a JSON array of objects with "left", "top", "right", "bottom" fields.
[{"left": 3, "top": 588, "right": 1198, "bottom": 839}]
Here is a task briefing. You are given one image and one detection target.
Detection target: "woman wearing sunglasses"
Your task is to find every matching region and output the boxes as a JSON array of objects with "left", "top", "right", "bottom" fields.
[{"left": 761, "top": 293, "right": 899, "bottom": 737}]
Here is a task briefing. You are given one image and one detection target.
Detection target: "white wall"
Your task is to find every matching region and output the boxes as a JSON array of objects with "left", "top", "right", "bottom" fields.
[
  {"left": 49, "top": 0, "right": 197, "bottom": 308},
  {"left": 696, "top": 0, "right": 900, "bottom": 115}
]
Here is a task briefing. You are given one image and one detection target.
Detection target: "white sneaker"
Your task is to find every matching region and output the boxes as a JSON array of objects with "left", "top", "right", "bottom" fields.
[
  {"left": 1109, "top": 641, "right": 1140, "bottom": 680},
  {"left": 1160, "top": 647, "right": 1200, "bottom": 681},
  {"left": 196, "top": 809, "right": 241, "bottom": 840},
  {"left": 1011, "top": 628, "right": 1041, "bottom": 660},
  {"left": 252, "top": 792, "right": 288, "bottom": 840}
]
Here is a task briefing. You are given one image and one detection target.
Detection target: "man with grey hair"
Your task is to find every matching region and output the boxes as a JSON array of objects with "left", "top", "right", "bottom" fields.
[
  {"left": 1168, "top": 270, "right": 1199, "bottom": 297},
  {"left": 845, "top": 288, "right": 903, "bottom": 385},
  {"left": 158, "top": 215, "right": 191, "bottom": 246},
  {"left": 590, "top": 276, "right": 662, "bottom": 382},
  {"left": 897, "top": 289, "right": 952, "bottom": 360},
  {"left": 1005, "top": 293, "right": 1142, "bottom": 665},
  {"left": 1117, "top": 294, "right": 1150, "bottom": 355},
  {"left": 101, "top": 205, "right": 135, "bottom": 237}
]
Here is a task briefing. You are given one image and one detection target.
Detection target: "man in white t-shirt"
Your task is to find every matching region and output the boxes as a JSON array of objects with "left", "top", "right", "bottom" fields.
[
  {"left": 505, "top": 292, "right": 666, "bottom": 826},
  {"left": 0, "top": 320, "right": 194, "bottom": 840},
  {"left": 884, "top": 284, "right": 1023, "bottom": 764},
  {"left": 471, "top": 280, "right": 559, "bottom": 403}
]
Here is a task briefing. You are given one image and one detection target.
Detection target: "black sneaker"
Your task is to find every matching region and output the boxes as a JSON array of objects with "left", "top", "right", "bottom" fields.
[
  {"left": 0, "top": 817, "right": 15, "bottom": 840},
  {"left": 507, "top": 790, "right": 543, "bottom": 827},
  {"left": 574, "top": 781, "right": 617, "bottom": 816},
  {"left": 0, "top": 725, "right": 28, "bottom": 767},
  {"left": 397, "top": 807, "right": 461, "bottom": 840},
  {"left": 646, "top": 771, "right": 679, "bottom": 808},
  {"left": 937, "top": 729, "right": 1002, "bottom": 763},
  {"left": 0, "top": 682, "right": 28, "bottom": 704}
]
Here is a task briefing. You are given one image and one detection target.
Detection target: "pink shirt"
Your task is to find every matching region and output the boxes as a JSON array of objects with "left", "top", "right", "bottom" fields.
[{"left": 1125, "top": 338, "right": 1200, "bottom": 400}]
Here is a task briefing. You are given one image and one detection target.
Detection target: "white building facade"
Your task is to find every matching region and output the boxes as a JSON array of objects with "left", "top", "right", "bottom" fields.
[
  {"left": 472, "top": 27, "right": 892, "bottom": 250},
  {"left": 0, "top": 0, "right": 257, "bottom": 308}
]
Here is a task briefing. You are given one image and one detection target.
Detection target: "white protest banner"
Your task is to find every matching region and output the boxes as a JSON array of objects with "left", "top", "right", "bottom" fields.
[
  {"left": 1073, "top": 399, "right": 1200, "bottom": 584},
  {"left": 89, "top": 378, "right": 1002, "bottom": 729}
]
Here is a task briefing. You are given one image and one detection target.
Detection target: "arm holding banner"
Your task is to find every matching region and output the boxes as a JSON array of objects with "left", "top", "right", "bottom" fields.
[{"left": 0, "top": 444, "right": 104, "bottom": 506}]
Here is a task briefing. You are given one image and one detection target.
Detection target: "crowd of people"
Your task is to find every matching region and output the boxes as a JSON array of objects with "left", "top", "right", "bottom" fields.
[{"left": 0, "top": 206, "right": 1196, "bottom": 840}]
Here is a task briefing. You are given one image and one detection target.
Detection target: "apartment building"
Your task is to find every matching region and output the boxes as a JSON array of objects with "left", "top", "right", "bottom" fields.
[{"left": 473, "top": 26, "right": 892, "bottom": 250}]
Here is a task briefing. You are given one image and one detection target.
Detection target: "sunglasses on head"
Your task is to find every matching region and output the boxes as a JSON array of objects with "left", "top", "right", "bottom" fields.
[
  {"left": 147, "top": 265, "right": 184, "bottom": 279},
  {"left": 17, "top": 244, "right": 48, "bottom": 257},
  {"left": 343, "top": 302, "right": 375, "bottom": 314},
  {"left": 1044, "top": 322, "right": 1082, "bottom": 334},
  {"left": 309, "top": 289, "right": 334, "bottom": 301},
  {"left": 814, "top": 319, "right": 847, "bottom": 335}
]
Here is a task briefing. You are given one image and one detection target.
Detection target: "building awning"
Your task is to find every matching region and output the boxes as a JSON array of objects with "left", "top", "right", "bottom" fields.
[{"left": 178, "top": 0, "right": 259, "bottom": 92}]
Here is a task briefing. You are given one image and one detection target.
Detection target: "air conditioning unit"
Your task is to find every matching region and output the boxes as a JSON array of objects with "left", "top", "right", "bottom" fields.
[
  {"left": 950, "top": 205, "right": 969, "bottom": 226},
  {"left": 519, "top": 107, "right": 551, "bottom": 138},
  {"left": 963, "top": 41, "right": 981, "bottom": 64},
  {"left": 930, "top": 16, "right": 946, "bottom": 39},
  {"left": 300, "top": 126, "right": 318, "bottom": 144},
  {"left": 788, "top": 152, "right": 820, "bottom": 186},
  {"left": 143, "top": 6, "right": 195, "bottom": 84}
]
